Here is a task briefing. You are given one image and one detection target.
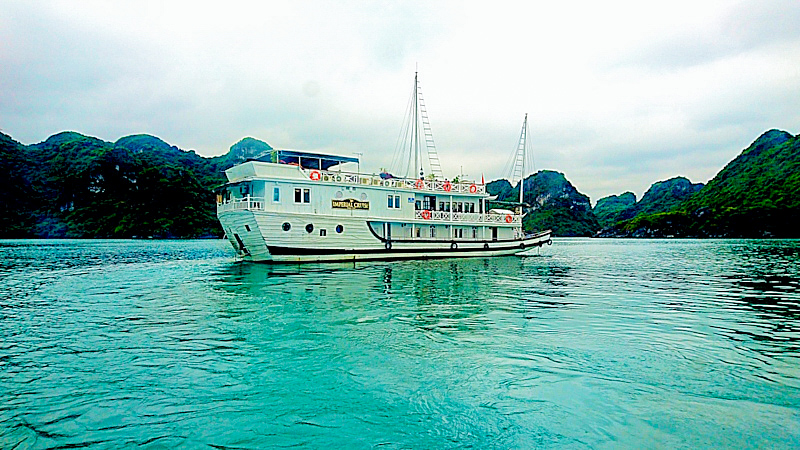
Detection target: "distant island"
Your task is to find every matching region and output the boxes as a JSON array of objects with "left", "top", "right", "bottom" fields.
[
  {"left": 0, "top": 132, "right": 271, "bottom": 238},
  {"left": 1, "top": 128, "right": 798, "bottom": 239},
  {"left": 487, "top": 129, "right": 800, "bottom": 238}
]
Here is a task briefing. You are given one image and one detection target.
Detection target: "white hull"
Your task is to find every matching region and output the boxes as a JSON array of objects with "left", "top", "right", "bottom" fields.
[{"left": 219, "top": 210, "right": 551, "bottom": 263}]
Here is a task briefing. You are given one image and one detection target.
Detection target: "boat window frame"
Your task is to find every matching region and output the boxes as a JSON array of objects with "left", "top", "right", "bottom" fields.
[
  {"left": 294, "top": 187, "right": 311, "bottom": 204},
  {"left": 388, "top": 194, "right": 402, "bottom": 209}
]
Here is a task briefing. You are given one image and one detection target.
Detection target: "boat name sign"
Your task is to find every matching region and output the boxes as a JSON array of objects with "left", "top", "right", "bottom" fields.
[{"left": 332, "top": 198, "right": 370, "bottom": 210}]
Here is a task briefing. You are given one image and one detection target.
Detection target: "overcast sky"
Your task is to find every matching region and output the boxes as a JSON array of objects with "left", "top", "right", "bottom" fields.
[{"left": 1, "top": 0, "right": 799, "bottom": 202}]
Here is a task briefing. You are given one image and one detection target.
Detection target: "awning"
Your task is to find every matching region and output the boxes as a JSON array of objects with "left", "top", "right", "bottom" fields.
[{"left": 255, "top": 150, "right": 359, "bottom": 170}]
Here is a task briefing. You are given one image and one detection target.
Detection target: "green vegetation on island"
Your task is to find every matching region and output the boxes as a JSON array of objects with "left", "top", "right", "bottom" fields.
[
  {"left": 0, "top": 131, "right": 272, "bottom": 238},
  {"left": 598, "top": 129, "right": 800, "bottom": 238},
  {"left": 593, "top": 192, "right": 636, "bottom": 228},
  {"left": 487, "top": 170, "right": 599, "bottom": 237},
  {"left": 1, "top": 127, "right": 797, "bottom": 239}
]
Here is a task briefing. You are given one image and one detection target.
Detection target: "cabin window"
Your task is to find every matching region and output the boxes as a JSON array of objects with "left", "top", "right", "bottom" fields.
[
  {"left": 472, "top": 227, "right": 477, "bottom": 239},
  {"left": 295, "top": 188, "right": 311, "bottom": 204},
  {"left": 422, "top": 195, "right": 436, "bottom": 210},
  {"left": 336, "top": 224, "right": 344, "bottom": 233},
  {"left": 415, "top": 200, "right": 421, "bottom": 210},
  {"left": 305, "top": 224, "right": 314, "bottom": 233},
  {"left": 388, "top": 195, "right": 401, "bottom": 209},
  {"left": 394, "top": 195, "right": 400, "bottom": 208},
  {"left": 430, "top": 226, "right": 436, "bottom": 238},
  {"left": 415, "top": 227, "right": 421, "bottom": 237},
  {"left": 282, "top": 222, "right": 291, "bottom": 231},
  {"left": 273, "top": 187, "right": 280, "bottom": 202}
]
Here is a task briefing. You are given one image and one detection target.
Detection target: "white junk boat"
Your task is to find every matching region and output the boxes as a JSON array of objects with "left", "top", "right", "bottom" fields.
[{"left": 216, "top": 75, "right": 552, "bottom": 263}]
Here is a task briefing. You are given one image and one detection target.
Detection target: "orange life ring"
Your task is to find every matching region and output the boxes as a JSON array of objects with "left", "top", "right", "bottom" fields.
[
  {"left": 469, "top": 184, "right": 477, "bottom": 193},
  {"left": 421, "top": 210, "right": 432, "bottom": 220},
  {"left": 415, "top": 179, "right": 424, "bottom": 189},
  {"left": 505, "top": 214, "right": 513, "bottom": 223},
  {"left": 309, "top": 170, "right": 321, "bottom": 181},
  {"left": 443, "top": 181, "right": 452, "bottom": 192}
]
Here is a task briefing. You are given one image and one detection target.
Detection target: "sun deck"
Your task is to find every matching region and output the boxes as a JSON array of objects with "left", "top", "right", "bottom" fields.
[{"left": 225, "top": 160, "right": 486, "bottom": 195}]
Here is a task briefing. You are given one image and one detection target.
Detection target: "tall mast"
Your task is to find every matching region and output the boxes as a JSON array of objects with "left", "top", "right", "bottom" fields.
[
  {"left": 519, "top": 113, "right": 528, "bottom": 206},
  {"left": 413, "top": 71, "right": 421, "bottom": 179}
]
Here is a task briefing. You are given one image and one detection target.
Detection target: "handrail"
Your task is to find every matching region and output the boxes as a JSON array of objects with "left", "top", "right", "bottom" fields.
[
  {"left": 217, "top": 196, "right": 266, "bottom": 212},
  {"left": 414, "top": 210, "right": 520, "bottom": 224},
  {"left": 311, "top": 169, "right": 485, "bottom": 194}
]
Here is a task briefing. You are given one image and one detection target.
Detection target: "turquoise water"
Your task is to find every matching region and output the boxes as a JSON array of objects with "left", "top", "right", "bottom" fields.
[{"left": 1, "top": 239, "right": 799, "bottom": 448}]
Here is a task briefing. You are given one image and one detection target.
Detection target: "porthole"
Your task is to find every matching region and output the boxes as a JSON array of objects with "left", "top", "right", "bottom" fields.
[
  {"left": 306, "top": 223, "right": 314, "bottom": 233},
  {"left": 282, "top": 222, "right": 291, "bottom": 231},
  {"left": 336, "top": 224, "right": 344, "bottom": 234}
]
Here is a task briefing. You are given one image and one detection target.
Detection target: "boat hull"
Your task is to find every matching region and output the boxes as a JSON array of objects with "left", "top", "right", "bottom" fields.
[{"left": 218, "top": 210, "right": 551, "bottom": 263}]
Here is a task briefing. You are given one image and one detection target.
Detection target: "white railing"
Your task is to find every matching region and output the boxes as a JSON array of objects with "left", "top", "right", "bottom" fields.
[
  {"left": 217, "top": 196, "right": 519, "bottom": 225},
  {"left": 415, "top": 210, "right": 520, "bottom": 224},
  {"left": 217, "top": 196, "right": 265, "bottom": 212},
  {"left": 311, "top": 169, "right": 486, "bottom": 195}
]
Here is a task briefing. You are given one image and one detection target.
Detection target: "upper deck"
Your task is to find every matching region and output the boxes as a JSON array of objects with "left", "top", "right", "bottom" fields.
[
  {"left": 225, "top": 160, "right": 487, "bottom": 196},
  {"left": 218, "top": 151, "right": 513, "bottom": 226}
]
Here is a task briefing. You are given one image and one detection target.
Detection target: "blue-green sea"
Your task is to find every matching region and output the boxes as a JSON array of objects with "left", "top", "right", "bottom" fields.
[{"left": 1, "top": 238, "right": 799, "bottom": 448}]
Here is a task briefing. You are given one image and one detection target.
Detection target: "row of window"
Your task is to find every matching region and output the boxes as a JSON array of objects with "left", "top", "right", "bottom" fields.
[
  {"left": 281, "top": 222, "right": 345, "bottom": 236},
  {"left": 415, "top": 201, "right": 477, "bottom": 213},
  {"left": 438, "top": 202, "right": 476, "bottom": 213},
  {"left": 271, "top": 187, "right": 476, "bottom": 213},
  {"left": 271, "top": 187, "right": 312, "bottom": 204},
  {"left": 413, "top": 226, "right": 477, "bottom": 238}
]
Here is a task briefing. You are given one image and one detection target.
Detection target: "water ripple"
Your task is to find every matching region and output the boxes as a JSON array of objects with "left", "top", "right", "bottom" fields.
[{"left": 1, "top": 239, "right": 799, "bottom": 448}]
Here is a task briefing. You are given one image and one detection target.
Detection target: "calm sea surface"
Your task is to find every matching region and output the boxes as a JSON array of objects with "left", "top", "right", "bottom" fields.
[{"left": 1, "top": 238, "right": 799, "bottom": 448}]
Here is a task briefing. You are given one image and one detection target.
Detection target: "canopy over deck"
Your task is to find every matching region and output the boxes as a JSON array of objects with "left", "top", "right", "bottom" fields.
[{"left": 256, "top": 150, "right": 359, "bottom": 170}]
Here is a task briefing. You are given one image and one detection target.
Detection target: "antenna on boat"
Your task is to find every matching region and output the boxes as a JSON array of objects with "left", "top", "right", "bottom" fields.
[{"left": 354, "top": 152, "right": 363, "bottom": 174}]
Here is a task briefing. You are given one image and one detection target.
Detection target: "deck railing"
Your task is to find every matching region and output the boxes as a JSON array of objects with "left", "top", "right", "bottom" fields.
[
  {"left": 217, "top": 196, "right": 519, "bottom": 224},
  {"left": 311, "top": 169, "right": 486, "bottom": 195},
  {"left": 217, "top": 196, "right": 266, "bottom": 213},
  {"left": 415, "top": 210, "right": 521, "bottom": 224}
]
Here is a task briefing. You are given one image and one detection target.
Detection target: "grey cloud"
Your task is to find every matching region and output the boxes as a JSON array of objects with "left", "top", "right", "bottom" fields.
[{"left": 614, "top": 0, "right": 800, "bottom": 71}]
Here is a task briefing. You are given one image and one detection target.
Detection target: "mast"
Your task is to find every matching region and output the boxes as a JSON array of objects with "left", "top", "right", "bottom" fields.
[
  {"left": 518, "top": 113, "right": 528, "bottom": 207},
  {"left": 413, "top": 72, "right": 421, "bottom": 179},
  {"left": 393, "top": 70, "right": 443, "bottom": 179}
]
